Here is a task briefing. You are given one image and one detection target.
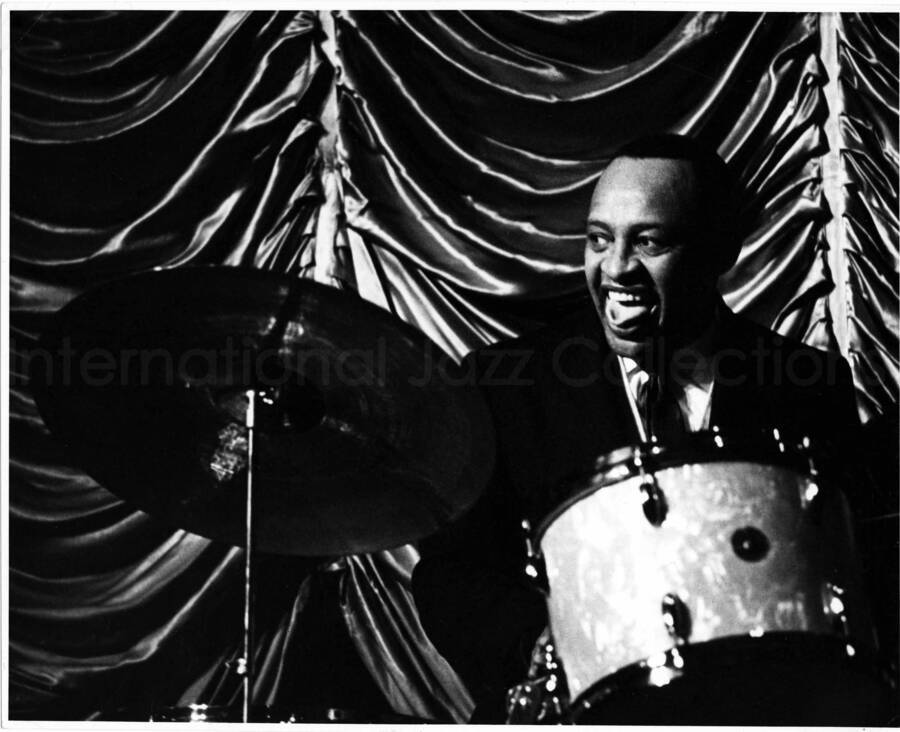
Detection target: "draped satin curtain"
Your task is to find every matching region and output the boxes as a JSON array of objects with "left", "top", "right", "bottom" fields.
[
  {"left": 835, "top": 13, "right": 899, "bottom": 420},
  {"left": 8, "top": 10, "right": 898, "bottom": 721}
]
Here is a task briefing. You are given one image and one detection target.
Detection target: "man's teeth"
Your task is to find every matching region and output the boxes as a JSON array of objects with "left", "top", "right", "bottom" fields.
[{"left": 608, "top": 291, "right": 647, "bottom": 304}]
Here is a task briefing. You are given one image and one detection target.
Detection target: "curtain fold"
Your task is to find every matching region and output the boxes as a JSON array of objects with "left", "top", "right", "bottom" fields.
[
  {"left": 335, "top": 12, "right": 842, "bottom": 359},
  {"left": 8, "top": 9, "right": 898, "bottom": 721},
  {"left": 836, "top": 13, "right": 899, "bottom": 421},
  {"left": 10, "top": 10, "right": 335, "bottom": 719}
]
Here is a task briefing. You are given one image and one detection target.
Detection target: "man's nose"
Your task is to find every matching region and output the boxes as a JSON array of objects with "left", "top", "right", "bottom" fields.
[{"left": 601, "top": 240, "right": 638, "bottom": 280}]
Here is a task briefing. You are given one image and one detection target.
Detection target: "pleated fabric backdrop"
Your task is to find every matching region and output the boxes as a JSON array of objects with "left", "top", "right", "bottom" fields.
[{"left": 8, "top": 10, "right": 898, "bottom": 721}]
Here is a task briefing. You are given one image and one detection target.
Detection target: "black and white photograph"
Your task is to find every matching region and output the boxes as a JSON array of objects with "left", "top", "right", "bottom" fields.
[{"left": 3, "top": 7, "right": 898, "bottom": 726}]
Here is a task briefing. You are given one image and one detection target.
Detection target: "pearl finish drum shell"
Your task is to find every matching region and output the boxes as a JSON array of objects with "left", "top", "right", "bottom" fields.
[{"left": 539, "top": 458, "right": 873, "bottom": 701}]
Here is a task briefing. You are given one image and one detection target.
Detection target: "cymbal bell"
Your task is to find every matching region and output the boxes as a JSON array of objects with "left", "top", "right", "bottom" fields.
[{"left": 29, "top": 266, "right": 495, "bottom": 556}]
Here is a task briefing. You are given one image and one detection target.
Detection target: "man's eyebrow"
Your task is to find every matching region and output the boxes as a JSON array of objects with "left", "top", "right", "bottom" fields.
[{"left": 586, "top": 219, "right": 668, "bottom": 229}]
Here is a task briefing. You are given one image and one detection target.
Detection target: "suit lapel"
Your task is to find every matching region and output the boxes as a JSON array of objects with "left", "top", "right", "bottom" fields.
[
  {"left": 708, "top": 309, "right": 768, "bottom": 434},
  {"left": 542, "top": 307, "right": 638, "bottom": 455}
]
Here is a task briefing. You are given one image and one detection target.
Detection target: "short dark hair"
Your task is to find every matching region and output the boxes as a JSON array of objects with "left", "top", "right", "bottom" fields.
[{"left": 609, "top": 133, "right": 742, "bottom": 272}]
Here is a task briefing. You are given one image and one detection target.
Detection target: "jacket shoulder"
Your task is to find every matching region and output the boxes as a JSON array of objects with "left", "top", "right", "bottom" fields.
[
  {"left": 720, "top": 310, "right": 852, "bottom": 384},
  {"left": 464, "top": 307, "right": 607, "bottom": 381}
]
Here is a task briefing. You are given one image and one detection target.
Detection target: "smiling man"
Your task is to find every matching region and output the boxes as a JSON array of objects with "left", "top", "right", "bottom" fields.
[
  {"left": 584, "top": 136, "right": 745, "bottom": 439},
  {"left": 412, "top": 134, "right": 861, "bottom": 722},
  {"left": 587, "top": 148, "right": 730, "bottom": 360}
]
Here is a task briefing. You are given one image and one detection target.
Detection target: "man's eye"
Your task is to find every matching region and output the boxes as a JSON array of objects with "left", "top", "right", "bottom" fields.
[
  {"left": 587, "top": 233, "right": 611, "bottom": 251},
  {"left": 636, "top": 237, "right": 667, "bottom": 255}
]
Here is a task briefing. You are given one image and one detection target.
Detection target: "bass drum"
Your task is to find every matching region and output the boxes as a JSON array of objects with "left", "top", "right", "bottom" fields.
[
  {"left": 537, "top": 432, "right": 893, "bottom": 725},
  {"left": 148, "top": 703, "right": 428, "bottom": 723}
]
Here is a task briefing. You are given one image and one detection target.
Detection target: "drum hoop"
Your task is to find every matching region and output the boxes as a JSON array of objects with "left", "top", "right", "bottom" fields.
[
  {"left": 566, "top": 632, "right": 885, "bottom": 723},
  {"left": 536, "top": 433, "right": 814, "bottom": 542}
]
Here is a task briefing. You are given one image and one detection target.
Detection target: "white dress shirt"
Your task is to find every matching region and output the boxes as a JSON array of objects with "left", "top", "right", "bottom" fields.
[
  {"left": 618, "top": 311, "right": 720, "bottom": 435},
  {"left": 620, "top": 355, "right": 715, "bottom": 432}
]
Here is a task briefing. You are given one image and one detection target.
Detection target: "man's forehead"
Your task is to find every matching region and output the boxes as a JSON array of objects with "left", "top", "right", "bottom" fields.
[
  {"left": 597, "top": 156, "right": 698, "bottom": 193},
  {"left": 589, "top": 156, "right": 701, "bottom": 218}
]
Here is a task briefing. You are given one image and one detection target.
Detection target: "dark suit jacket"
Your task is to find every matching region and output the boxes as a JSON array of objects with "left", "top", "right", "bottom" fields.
[{"left": 413, "top": 304, "right": 859, "bottom": 718}]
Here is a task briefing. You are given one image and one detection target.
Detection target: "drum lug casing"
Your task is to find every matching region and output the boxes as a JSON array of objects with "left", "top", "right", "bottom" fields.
[
  {"left": 634, "top": 447, "right": 667, "bottom": 527},
  {"left": 661, "top": 593, "right": 692, "bottom": 644}
]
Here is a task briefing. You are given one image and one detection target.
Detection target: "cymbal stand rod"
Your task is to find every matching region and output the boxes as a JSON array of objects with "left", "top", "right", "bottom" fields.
[
  {"left": 237, "top": 286, "right": 297, "bottom": 720},
  {"left": 240, "top": 389, "right": 257, "bottom": 724}
]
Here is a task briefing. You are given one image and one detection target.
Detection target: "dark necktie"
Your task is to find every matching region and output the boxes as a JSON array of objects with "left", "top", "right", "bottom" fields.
[{"left": 637, "top": 372, "right": 687, "bottom": 443}]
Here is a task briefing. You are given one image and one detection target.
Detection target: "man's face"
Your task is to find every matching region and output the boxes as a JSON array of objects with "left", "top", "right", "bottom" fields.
[{"left": 585, "top": 156, "right": 719, "bottom": 362}]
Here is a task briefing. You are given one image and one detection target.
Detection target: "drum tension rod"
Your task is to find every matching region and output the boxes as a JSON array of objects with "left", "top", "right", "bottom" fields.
[
  {"left": 521, "top": 519, "right": 549, "bottom": 593},
  {"left": 635, "top": 447, "right": 667, "bottom": 527},
  {"left": 799, "top": 436, "right": 825, "bottom": 523}
]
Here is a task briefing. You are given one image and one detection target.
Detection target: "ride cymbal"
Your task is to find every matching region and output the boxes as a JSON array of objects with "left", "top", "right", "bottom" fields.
[{"left": 30, "top": 266, "right": 494, "bottom": 556}]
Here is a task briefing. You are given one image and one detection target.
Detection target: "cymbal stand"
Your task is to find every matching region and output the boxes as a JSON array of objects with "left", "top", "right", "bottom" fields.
[
  {"left": 237, "top": 389, "right": 257, "bottom": 724},
  {"left": 234, "top": 282, "right": 303, "bottom": 723}
]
